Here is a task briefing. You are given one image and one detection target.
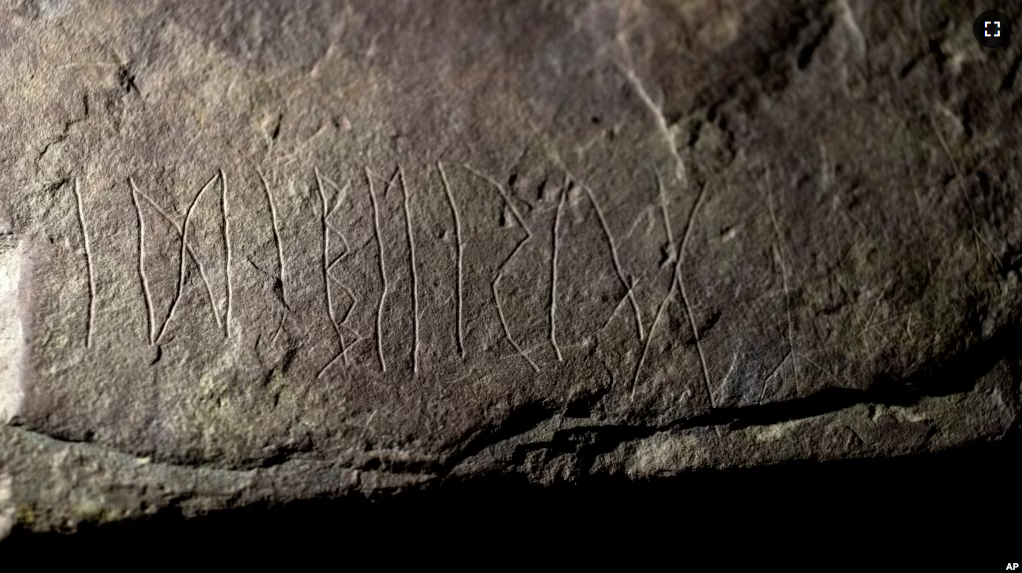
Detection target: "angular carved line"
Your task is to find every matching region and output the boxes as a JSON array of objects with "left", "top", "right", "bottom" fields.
[
  {"left": 316, "top": 349, "right": 345, "bottom": 379},
  {"left": 464, "top": 164, "right": 539, "bottom": 373},
  {"left": 758, "top": 349, "right": 791, "bottom": 405},
  {"left": 676, "top": 256, "right": 713, "bottom": 408},
  {"left": 72, "top": 178, "right": 97, "bottom": 348},
  {"left": 317, "top": 178, "right": 362, "bottom": 377},
  {"left": 320, "top": 273, "right": 368, "bottom": 379},
  {"left": 326, "top": 231, "right": 358, "bottom": 366},
  {"left": 130, "top": 181, "right": 222, "bottom": 330},
  {"left": 437, "top": 161, "right": 465, "bottom": 359},
  {"left": 491, "top": 279, "right": 539, "bottom": 372},
  {"left": 326, "top": 224, "right": 349, "bottom": 247},
  {"left": 399, "top": 167, "right": 421, "bottom": 374},
  {"left": 674, "top": 182, "right": 714, "bottom": 408},
  {"left": 630, "top": 294, "right": 671, "bottom": 401},
  {"left": 156, "top": 174, "right": 217, "bottom": 345},
  {"left": 315, "top": 168, "right": 347, "bottom": 374},
  {"left": 601, "top": 276, "right": 640, "bottom": 332},
  {"left": 271, "top": 314, "right": 286, "bottom": 344},
  {"left": 715, "top": 344, "right": 741, "bottom": 403},
  {"left": 258, "top": 169, "right": 287, "bottom": 307},
  {"left": 128, "top": 179, "right": 156, "bottom": 345},
  {"left": 317, "top": 334, "right": 370, "bottom": 379},
  {"left": 631, "top": 182, "right": 709, "bottom": 401},
  {"left": 328, "top": 274, "right": 360, "bottom": 329},
  {"left": 578, "top": 181, "right": 645, "bottom": 342}
]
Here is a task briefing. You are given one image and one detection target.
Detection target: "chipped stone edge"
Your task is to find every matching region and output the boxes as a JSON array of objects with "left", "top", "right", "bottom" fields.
[
  {"left": 453, "top": 361, "right": 1019, "bottom": 483},
  {"left": 0, "top": 425, "right": 433, "bottom": 537},
  {"left": 2, "top": 364, "right": 1017, "bottom": 537},
  {"left": 604, "top": 380, "right": 1017, "bottom": 480},
  {"left": 0, "top": 472, "right": 13, "bottom": 540}
]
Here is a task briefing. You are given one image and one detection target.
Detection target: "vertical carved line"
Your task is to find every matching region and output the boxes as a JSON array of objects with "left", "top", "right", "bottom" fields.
[
  {"left": 366, "top": 167, "right": 389, "bottom": 373},
  {"left": 156, "top": 174, "right": 217, "bottom": 344},
  {"left": 399, "top": 167, "right": 420, "bottom": 374},
  {"left": 258, "top": 169, "right": 287, "bottom": 307},
  {"left": 550, "top": 179, "right": 566, "bottom": 362},
  {"left": 72, "top": 178, "right": 96, "bottom": 348},
  {"left": 128, "top": 179, "right": 155, "bottom": 345},
  {"left": 220, "top": 169, "right": 233, "bottom": 338},
  {"left": 437, "top": 162, "right": 465, "bottom": 359}
]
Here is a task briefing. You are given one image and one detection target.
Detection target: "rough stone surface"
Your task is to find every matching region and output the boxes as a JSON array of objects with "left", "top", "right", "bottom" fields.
[{"left": 1, "top": 0, "right": 1020, "bottom": 535}]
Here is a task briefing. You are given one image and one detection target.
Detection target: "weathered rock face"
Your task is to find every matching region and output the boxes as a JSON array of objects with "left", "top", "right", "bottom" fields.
[{"left": 0, "top": 0, "right": 1019, "bottom": 536}]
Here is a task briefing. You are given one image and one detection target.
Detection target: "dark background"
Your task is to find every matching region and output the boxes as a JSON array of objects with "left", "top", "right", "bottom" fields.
[{"left": 3, "top": 429, "right": 1018, "bottom": 565}]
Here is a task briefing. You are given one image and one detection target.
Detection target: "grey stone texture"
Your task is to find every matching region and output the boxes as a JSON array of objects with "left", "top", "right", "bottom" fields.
[{"left": 0, "top": 0, "right": 1019, "bottom": 535}]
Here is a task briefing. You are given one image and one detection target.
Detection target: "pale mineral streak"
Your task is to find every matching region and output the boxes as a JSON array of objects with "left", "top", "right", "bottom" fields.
[{"left": 0, "top": 239, "right": 24, "bottom": 426}]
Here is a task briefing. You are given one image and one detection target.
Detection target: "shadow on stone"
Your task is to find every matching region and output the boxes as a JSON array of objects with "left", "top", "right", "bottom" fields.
[{"left": 4, "top": 429, "right": 1019, "bottom": 557}]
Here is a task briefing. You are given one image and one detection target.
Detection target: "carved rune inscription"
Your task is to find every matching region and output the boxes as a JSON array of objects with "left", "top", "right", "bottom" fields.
[{"left": 48, "top": 161, "right": 726, "bottom": 407}]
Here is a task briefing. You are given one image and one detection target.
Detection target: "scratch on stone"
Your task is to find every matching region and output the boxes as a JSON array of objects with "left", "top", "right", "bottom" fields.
[
  {"left": 326, "top": 247, "right": 360, "bottom": 341},
  {"left": 761, "top": 178, "right": 799, "bottom": 397},
  {"left": 156, "top": 174, "right": 217, "bottom": 345},
  {"left": 674, "top": 183, "right": 714, "bottom": 408},
  {"left": 130, "top": 180, "right": 222, "bottom": 331},
  {"left": 928, "top": 114, "right": 1000, "bottom": 269},
  {"left": 798, "top": 352, "right": 843, "bottom": 386},
  {"left": 272, "top": 122, "right": 329, "bottom": 170},
  {"left": 316, "top": 333, "right": 369, "bottom": 379},
  {"left": 330, "top": 277, "right": 360, "bottom": 327},
  {"left": 577, "top": 178, "right": 645, "bottom": 342},
  {"left": 631, "top": 182, "right": 710, "bottom": 402},
  {"left": 601, "top": 276, "right": 641, "bottom": 332},
  {"left": 72, "top": 178, "right": 97, "bottom": 348},
  {"left": 364, "top": 409, "right": 378, "bottom": 433},
  {"left": 715, "top": 346, "right": 741, "bottom": 403},
  {"left": 759, "top": 349, "right": 792, "bottom": 405},
  {"left": 533, "top": 148, "right": 644, "bottom": 342},
  {"left": 464, "top": 164, "right": 539, "bottom": 372}
]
